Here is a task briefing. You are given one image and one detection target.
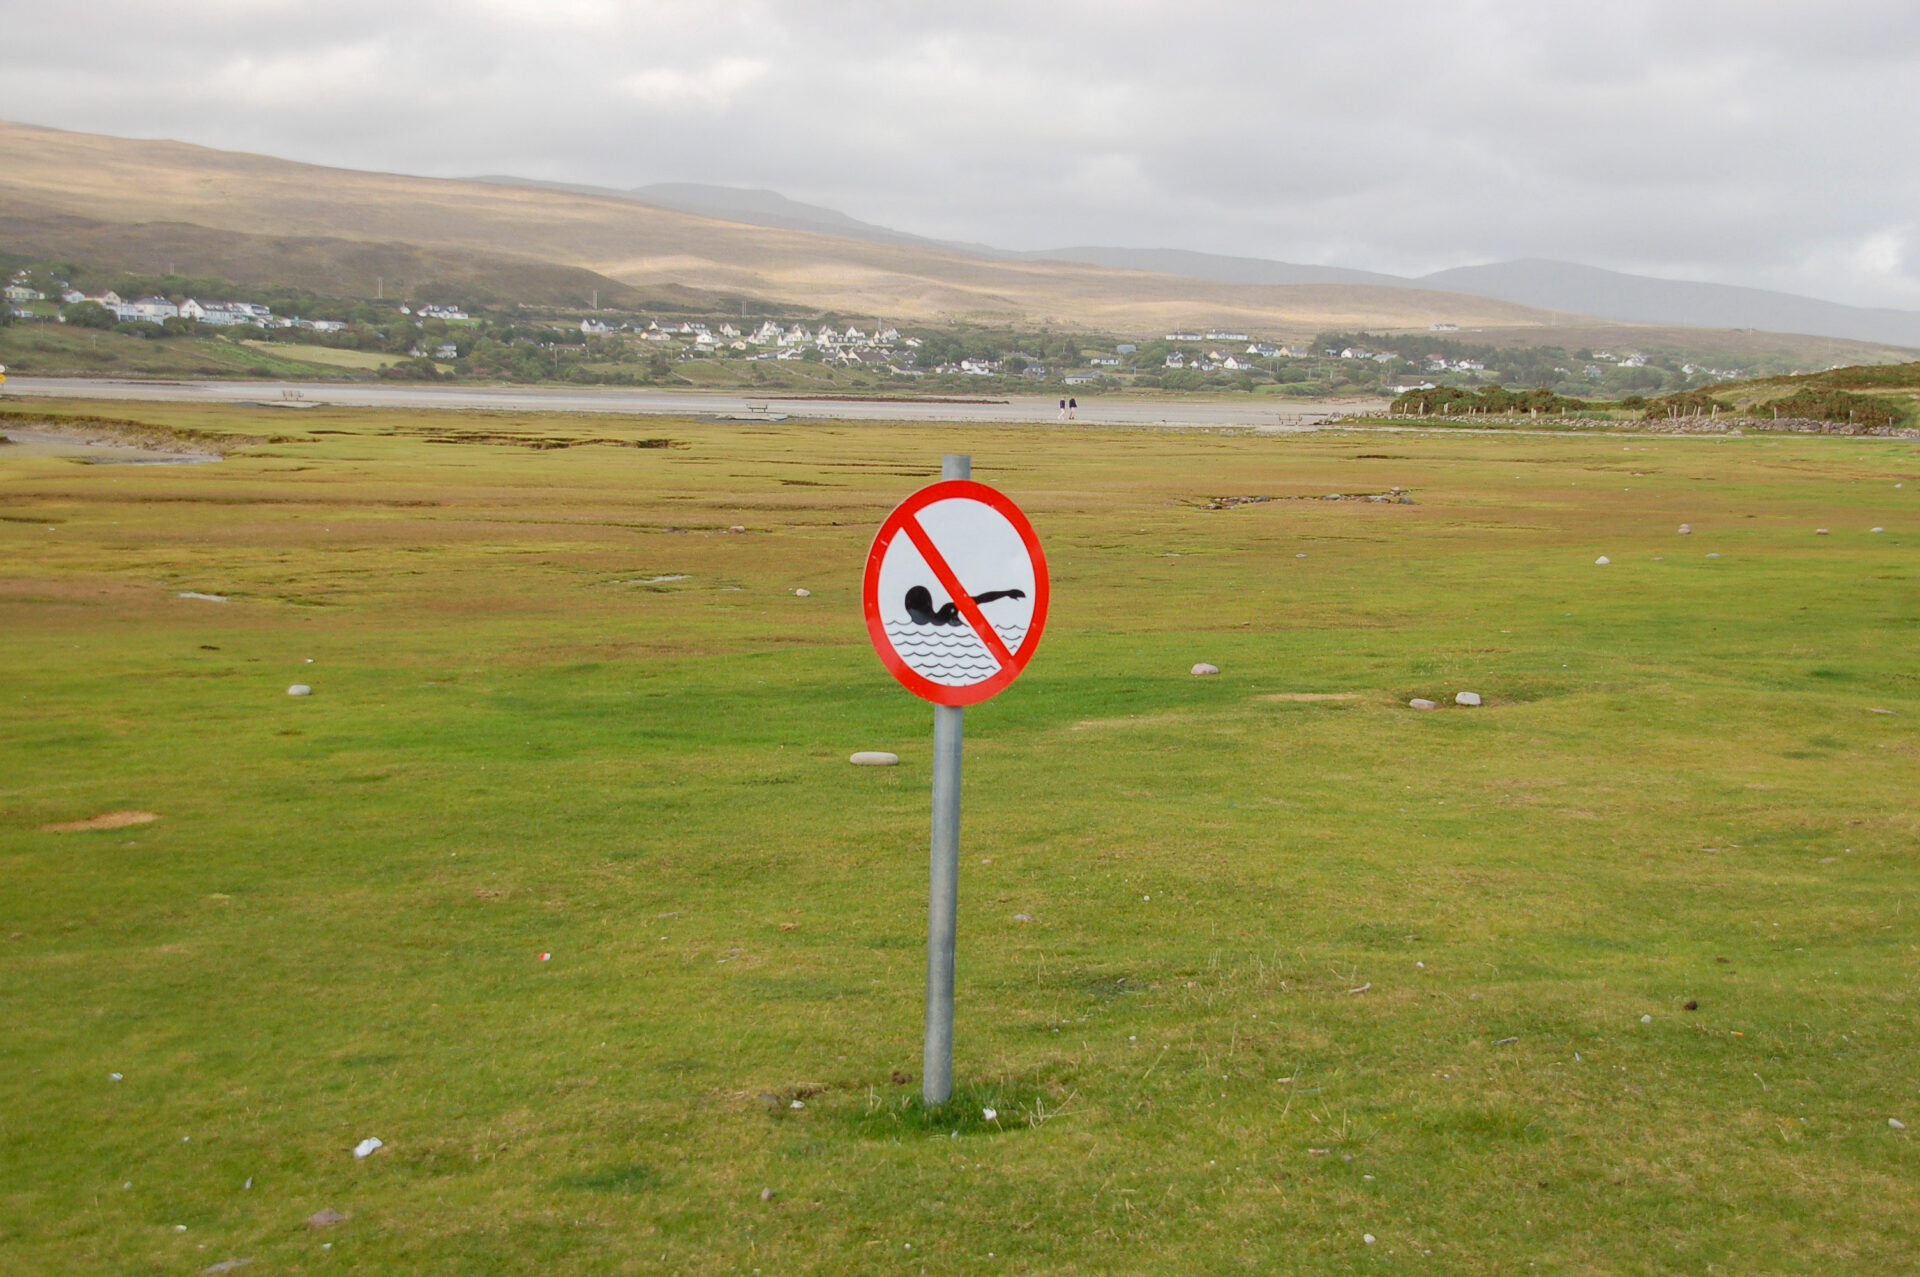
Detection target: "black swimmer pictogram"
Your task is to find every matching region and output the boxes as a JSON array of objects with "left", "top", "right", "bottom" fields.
[{"left": 904, "top": 584, "right": 1026, "bottom": 626}]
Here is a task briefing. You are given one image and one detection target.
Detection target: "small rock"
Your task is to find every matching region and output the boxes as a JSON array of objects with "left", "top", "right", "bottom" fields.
[
  {"left": 789, "top": 1099, "right": 805, "bottom": 1110},
  {"left": 890, "top": 1071, "right": 913, "bottom": 1085},
  {"left": 1684, "top": 999, "right": 1698, "bottom": 1011},
  {"left": 1595, "top": 555, "right": 1611, "bottom": 565},
  {"left": 728, "top": 525, "right": 746, "bottom": 533},
  {"left": 1707, "top": 552, "right": 1720, "bottom": 558},
  {"left": 1815, "top": 528, "right": 1829, "bottom": 535},
  {"left": 849, "top": 751, "right": 899, "bottom": 766},
  {"left": 203, "top": 1260, "right": 253, "bottom": 1274},
  {"left": 1408, "top": 698, "right": 1438, "bottom": 710},
  {"left": 1869, "top": 707, "right": 1895, "bottom": 715},
  {"left": 760, "top": 1187, "right": 776, "bottom": 1201},
  {"left": 307, "top": 1210, "right": 345, "bottom": 1228},
  {"left": 757, "top": 1092, "right": 781, "bottom": 1107},
  {"left": 174, "top": 1224, "right": 188, "bottom": 1233},
  {"left": 110, "top": 1072, "right": 122, "bottom": 1081},
  {"left": 1892, "top": 1118, "right": 1907, "bottom": 1130},
  {"left": 1640, "top": 1014, "right": 1653, "bottom": 1024},
  {"left": 1678, "top": 523, "right": 1691, "bottom": 534},
  {"left": 286, "top": 684, "right": 311, "bottom": 697},
  {"left": 1871, "top": 526, "right": 1884, "bottom": 533},
  {"left": 982, "top": 1107, "right": 997, "bottom": 1121},
  {"left": 793, "top": 588, "right": 810, "bottom": 597},
  {"left": 1494, "top": 1036, "right": 1518, "bottom": 1045},
  {"left": 1190, "top": 662, "right": 1220, "bottom": 676},
  {"left": 1454, "top": 691, "right": 1481, "bottom": 707},
  {"left": 1364, "top": 1234, "right": 1377, "bottom": 1245},
  {"left": 1012, "top": 913, "right": 1033, "bottom": 923},
  {"left": 352, "top": 1137, "right": 382, "bottom": 1159}
]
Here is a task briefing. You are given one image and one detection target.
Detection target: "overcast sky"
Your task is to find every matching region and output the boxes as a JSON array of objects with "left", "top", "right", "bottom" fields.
[{"left": 6, "top": 1, "right": 1919, "bottom": 309}]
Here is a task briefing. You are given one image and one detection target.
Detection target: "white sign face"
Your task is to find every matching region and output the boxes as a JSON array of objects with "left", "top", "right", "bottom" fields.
[{"left": 863, "top": 480, "right": 1049, "bottom": 706}]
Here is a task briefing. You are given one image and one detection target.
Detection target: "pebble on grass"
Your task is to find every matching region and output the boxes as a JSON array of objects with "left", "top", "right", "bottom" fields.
[
  {"left": 1454, "top": 691, "right": 1481, "bottom": 707},
  {"left": 1595, "top": 555, "right": 1611, "bottom": 565},
  {"left": 849, "top": 751, "right": 899, "bottom": 766},
  {"left": 287, "top": 684, "right": 311, "bottom": 697},
  {"left": 1408, "top": 698, "right": 1438, "bottom": 710},
  {"left": 307, "top": 1210, "right": 345, "bottom": 1228},
  {"left": 1191, "top": 662, "right": 1219, "bottom": 676}
]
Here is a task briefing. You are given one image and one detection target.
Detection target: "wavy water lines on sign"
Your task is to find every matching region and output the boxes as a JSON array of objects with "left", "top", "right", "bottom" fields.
[{"left": 882, "top": 620, "right": 1027, "bottom": 685}]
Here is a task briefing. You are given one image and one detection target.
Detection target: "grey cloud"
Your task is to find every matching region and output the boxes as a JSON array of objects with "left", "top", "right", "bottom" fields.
[{"left": 3, "top": 1, "right": 1918, "bottom": 308}]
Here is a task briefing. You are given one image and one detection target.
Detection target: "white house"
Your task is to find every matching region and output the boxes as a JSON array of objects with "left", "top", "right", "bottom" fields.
[
  {"left": 1164, "top": 353, "right": 1186, "bottom": 368},
  {"left": 1247, "top": 343, "right": 1281, "bottom": 358},
  {"left": 119, "top": 296, "right": 179, "bottom": 322},
  {"left": 1089, "top": 354, "right": 1122, "bottom": 367},
  {"left": 1165, "top": 331, "right": 1202, "bottom": 342},
  {"left": 1206, "top": 329, "right": 1249, "bottom": 342},
  {"left": 3, "top": 283, "right": 45, "bottom": 302},
  {"left": 581, "top": 318, "right": 614, "bottom": 336},
  {"left": 435, "top": 342, "right": 460, "bottom": 360}
]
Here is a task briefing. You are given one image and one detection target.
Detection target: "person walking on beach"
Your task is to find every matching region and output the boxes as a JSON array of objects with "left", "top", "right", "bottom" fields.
[
  {"left": 1067, "top": 396, "right": 1077, "bottom": 420},
  {"left": 1058, "top": 397, "right": 1067, "bottom": 421}
]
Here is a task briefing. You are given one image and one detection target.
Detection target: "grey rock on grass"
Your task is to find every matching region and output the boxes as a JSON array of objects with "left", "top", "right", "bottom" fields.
[
  {"left": 1190, "top": 663, "right": 1219, "bottom": 676},
  {"left": 1409, "top": 698, "right": 1438, "bottom": 710}
]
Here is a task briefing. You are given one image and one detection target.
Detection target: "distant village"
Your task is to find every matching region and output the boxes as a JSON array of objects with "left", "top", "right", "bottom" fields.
[{"left": 6, "top": 266, "right": 1748, "bottom": 392}]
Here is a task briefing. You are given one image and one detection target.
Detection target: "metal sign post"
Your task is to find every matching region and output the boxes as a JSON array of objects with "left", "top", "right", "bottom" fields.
[
  {"left": 862, "top": 453, "right": 1049, "bottom": 1106},
  {"left": 923, "top": 453, "right": 968, "bottom": 1104}
]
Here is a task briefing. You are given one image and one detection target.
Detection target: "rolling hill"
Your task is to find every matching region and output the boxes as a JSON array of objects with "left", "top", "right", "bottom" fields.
[
  {"left": 2, "top": 119, "right": 1913, "bottom": 360},
  {"left": 0, "top": 120, "right": 1562, "bottom": 337}
]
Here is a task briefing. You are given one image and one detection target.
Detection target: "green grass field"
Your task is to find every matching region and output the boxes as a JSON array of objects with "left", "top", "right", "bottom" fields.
[{"left": 2, "top": 403, "right": 1916, "bottom": 1274}]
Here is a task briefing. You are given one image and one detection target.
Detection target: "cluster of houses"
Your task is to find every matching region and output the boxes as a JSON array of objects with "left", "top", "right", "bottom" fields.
[
  {"left": 580, "top": 316, "right": 927, "bottom": 368},
  {"left": 4, "top": 272, "right": 358, "bottom": 333}
]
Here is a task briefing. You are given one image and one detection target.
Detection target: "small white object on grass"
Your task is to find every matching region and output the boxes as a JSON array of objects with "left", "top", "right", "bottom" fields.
[
  {"left": 1892, "top": 1118, "right": 1908, "bottom": 1130},
  {"left": 1641, "top": 1014, "right": 1653, "bottom": 1025},
  {"left": 1871, "top": 527, "right": 1884, "bottom": 533},
  {"left": 1454, "top": 691, "right": 1481, "bottom": 707},
  {"left": 1191, "top": 662, "right": 1219, "bottom": 676},
  {"left": 1678, "top": 524, "right": 1691, "bottom": 534},
  {"left": 1408, "top": 698, "right": 1438, "bottom": 710},
  {"left": 1364, "top": 1234, "right": 1376, "bottom": 1245},
  {"left": 287, "top": 684, "right": 311, "bottom": 697},
  {"left": 849, "top": 751, "right": 899, "bottom": 766},
  {"left": 110, "top": 1072, "right": 123, "bottom": 1081},
  {"left": 352, "top": 1137, "right": 383, "bottom": 1159},
  {"left": 175, "top": 1224, "right": 188, "bottom": 1232},
  {"left": 1816, "top": 528, "right": 1829, "bottom": 536},
  {"left": 793, "top": 588, "right": 810, "bottom": 597},
  {"left": 983, "top": 1107, "right": 997, "bottom": 1121},
  {"left": 1595, "top": 555, "right": 1611, "bottom": 565},
  {"left": 1707, "top": 552, "right": 1720, "bottom": 558},
  {"left": 177, "top": 591, "right": 226, "bottom": 602}
]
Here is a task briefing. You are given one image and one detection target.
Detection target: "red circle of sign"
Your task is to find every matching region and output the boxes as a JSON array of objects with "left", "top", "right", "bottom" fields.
[{"left": 862, "top": 479, "right": 1049, "bottom": 706}]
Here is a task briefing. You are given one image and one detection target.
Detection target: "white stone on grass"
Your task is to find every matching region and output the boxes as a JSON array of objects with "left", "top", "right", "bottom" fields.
[
  {"left": 793, "top": 588, "right": 810, "bottom": 597},
  {"left": 1816, "top": 528, "right": 1829, "bottom": 535},
  {"left": 1595, "top": 555, "right": 1611, "bottom": 565},
  {"left": 1454, "top": 691, "right": 1482, "bottom": 707},
  {"left": 1871, "top": 527, "right": 1884, "bottom": 533},
  {"left": 1678, "top": 524, "right": 1691, "bottom": 534},
  {"left": 849, "top": 751, "right": 899, "bottom": 766},
  {"left": 352, "top": 1137, "right": 382, "bottom": 1159},
  {"left": 287, "top": 684, "right": 311, "bottom": 697},
  {"left": 1408, "top": 698, "right": 1438, "bottom": 710},
  {"left": 1892, "top": 1118, "right": 1908, "bottom": 1130},
  {"left": 1190, "top": 662, "right": 1219, "bottom": 676}
]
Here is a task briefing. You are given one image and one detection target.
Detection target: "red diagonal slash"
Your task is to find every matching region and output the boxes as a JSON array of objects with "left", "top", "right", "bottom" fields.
[{"left": 900, "top": 514, "right": 1017, "bottom": 670}]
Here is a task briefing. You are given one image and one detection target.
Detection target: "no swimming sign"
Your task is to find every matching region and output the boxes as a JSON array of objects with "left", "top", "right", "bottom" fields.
[{"left": 863, "top": 478, "right": 1049, "bottom": 706}]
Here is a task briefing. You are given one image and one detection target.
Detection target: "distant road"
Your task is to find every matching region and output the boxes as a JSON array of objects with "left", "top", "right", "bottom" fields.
[{"left": 2, "top": 377, "right": 1385, "bottom": 429}]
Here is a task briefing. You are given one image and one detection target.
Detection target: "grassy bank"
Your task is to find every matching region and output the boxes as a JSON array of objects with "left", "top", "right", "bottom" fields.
[{"left": 2, "top": 403, "right": 1916, "bottom": 1273}]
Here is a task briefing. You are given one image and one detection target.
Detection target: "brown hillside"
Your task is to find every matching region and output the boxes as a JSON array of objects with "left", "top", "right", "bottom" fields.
[{"left": 0, "top": 119, "right": 1557, "bottom": 336}]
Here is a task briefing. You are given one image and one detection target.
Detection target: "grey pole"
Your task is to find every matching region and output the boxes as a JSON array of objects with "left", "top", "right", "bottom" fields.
[{"left": 923, "top": 452, "right": 969, "bottom": 1105}]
